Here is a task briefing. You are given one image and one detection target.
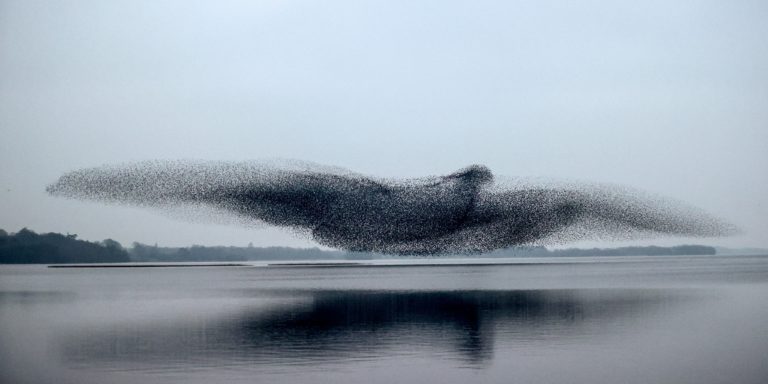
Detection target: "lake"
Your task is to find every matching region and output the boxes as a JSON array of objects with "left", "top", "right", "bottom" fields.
[{"left": 1, "top": 255, "right": 767, "bottom": 384}]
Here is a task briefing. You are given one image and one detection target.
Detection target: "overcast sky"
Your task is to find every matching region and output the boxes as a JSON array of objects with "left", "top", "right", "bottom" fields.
[{"left": 1, "top": 0, "right": 766, "bottom": 248}]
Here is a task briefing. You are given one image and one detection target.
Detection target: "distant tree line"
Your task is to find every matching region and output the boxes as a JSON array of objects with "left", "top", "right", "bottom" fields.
[
  {"left": 0, "top": 228, "right": 130, "bottom": 264},
  {"left": 485, "top": 244, "right": 716, "bottom": 257},
  {"left": 129, "top": 243, "right": 716, "bottom": 261},
  {"left": 129, "top": 242, "right": 354, "bottom": 262},
  {"left": 551, "top": 245, "right": 716, "bottom": 257},
  {"left": 0, "top": 228, "right": 717, "bottom": 264}
]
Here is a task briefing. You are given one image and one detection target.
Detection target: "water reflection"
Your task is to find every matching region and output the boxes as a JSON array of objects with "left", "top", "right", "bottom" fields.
[
  {"left": 0, "top": 291, "right": 77, "bottom": 304},
  {"left": 61, "top": 289, "right": 684, "bottom": 370}
]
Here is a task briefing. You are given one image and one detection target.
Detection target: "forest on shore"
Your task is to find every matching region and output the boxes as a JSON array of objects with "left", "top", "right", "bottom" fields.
[
  {"left": 0, "top": 228, "right": 129, "bottom": 264},
  {"left": 1, "top": 228, "right": 717, "bottom": 264}
]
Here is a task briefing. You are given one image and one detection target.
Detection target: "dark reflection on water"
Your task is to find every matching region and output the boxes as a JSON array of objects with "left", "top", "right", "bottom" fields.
[
  {"left": 62, "top": 289, "right": 682, "bottom": 369},
  {"left": 4, "top": 259, "right": 768, "bottom": 384},
  {"left": 0, "top": 290, "right": 78, "bottom": 304}
]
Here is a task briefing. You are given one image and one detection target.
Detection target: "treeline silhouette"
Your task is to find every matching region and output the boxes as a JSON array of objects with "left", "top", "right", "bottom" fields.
[
  {"left": 130, "top": 243, "right": 353, "bottom": 262},
  {"left": 130, "top": 243, "right": 715, "bottom": 262},
  {"left": 0, "top": 228, "right": 716, "bottom": 264},
  {"left": 0, "top": 228, "right": 129, "bottom": 264},
  {"left": 485, "top": 245, "right": 716, "bottom": 257}
]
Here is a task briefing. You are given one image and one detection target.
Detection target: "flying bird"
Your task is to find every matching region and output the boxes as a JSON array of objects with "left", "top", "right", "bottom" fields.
[{"left": 46, "top": 160, "right": 736, "bottom": 255}]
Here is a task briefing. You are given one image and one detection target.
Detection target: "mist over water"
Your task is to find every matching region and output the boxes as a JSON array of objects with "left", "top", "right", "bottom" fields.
[{"left": 1, "top": 256, "right": 768, "bottom": 384}]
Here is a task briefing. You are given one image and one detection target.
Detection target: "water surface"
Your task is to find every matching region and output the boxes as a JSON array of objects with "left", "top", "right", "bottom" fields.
[{"left": 1, "top": 255, "right": 767, "bottom": 384}]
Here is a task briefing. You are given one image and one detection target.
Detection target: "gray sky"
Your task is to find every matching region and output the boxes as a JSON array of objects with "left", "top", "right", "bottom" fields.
[{"left": 1, "top": 0, "right": 766, "bottom": 248}]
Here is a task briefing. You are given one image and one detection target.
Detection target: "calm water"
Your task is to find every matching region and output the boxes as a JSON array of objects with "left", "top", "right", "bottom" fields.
[{"left": 1, "top": 256, "right": 767, "bottom": 384}]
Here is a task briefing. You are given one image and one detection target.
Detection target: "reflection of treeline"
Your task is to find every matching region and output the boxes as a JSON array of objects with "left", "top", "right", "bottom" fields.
[
  {"left": 0, "top": 228, "right": 129, "bottom": 264},
  {"left": 0, "top": 228, "right": 717, "bottom": 264}
]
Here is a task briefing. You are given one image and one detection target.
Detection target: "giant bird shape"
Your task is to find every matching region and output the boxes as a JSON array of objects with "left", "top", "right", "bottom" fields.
[{"left": 47, "top": 161, "right": 735, "bottom": 255}]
